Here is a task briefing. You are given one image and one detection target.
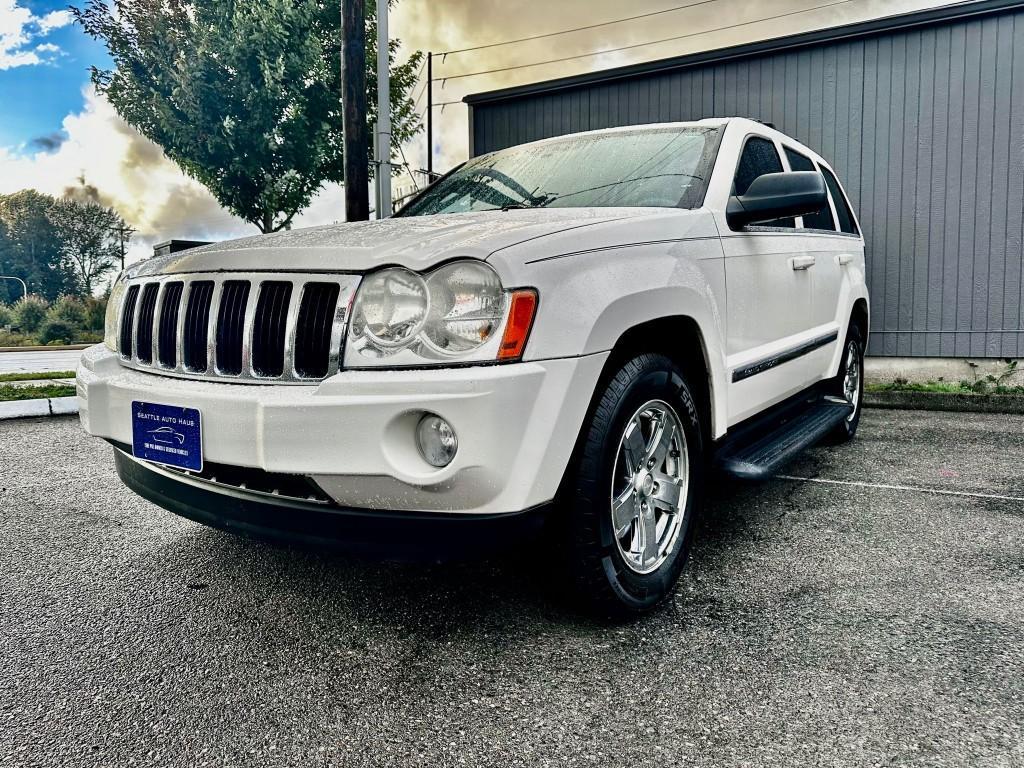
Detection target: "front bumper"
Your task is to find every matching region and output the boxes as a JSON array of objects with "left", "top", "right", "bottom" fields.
[
  {"left": 113, "top": 448, "right": 550, "bottom": 558},
  {"left": 78, "top": 345, "right": 607, "bottom": 515}
]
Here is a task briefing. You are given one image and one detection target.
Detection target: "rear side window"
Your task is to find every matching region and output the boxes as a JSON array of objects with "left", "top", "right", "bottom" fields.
[
  {"left": 733, "top": 137, "right": 793, "bottom": 228},
  {"left": 783, "top": 148, "right": 835, "bottom": 231},
  {"left": 821, "top": 167, "right": 859, "bottom": 235}
]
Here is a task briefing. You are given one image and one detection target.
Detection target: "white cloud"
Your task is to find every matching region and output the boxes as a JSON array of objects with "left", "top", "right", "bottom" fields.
[
  {"left": 37, "top": 9, "right": 72, "bottom": 34},
  {"left": 0, "top": 88, "right": 349, "bottom": 267},
  {"left": 0, "top": 0, "right": 72, "bottom": 69}
]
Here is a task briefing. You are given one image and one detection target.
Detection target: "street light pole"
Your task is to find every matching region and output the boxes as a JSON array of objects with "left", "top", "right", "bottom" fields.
[
  {"left": 376, "top": 0, "right": 391, "bottom": 218},
  {"left": 0, "top": 276, "right": 27, "bottom": 303}
]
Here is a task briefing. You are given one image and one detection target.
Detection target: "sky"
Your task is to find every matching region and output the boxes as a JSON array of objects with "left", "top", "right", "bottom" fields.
[{"left": 0, "top": 0, "right": 958, "bottom": 267}]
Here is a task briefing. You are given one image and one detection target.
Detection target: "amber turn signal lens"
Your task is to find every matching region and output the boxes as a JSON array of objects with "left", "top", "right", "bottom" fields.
[{"left": 497, "top": 289, "right": 538, "bottom": 361}]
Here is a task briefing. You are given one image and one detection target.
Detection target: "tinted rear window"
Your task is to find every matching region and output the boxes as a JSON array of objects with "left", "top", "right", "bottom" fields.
[{"left": 821, "top": 167, "right": 859, "bottom": 235}]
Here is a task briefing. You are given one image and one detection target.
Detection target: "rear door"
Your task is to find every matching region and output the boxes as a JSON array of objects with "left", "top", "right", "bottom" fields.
[
  {"left": 782, "top": 146, "right": 865, "bottom": 383},
  {"left": 715, "top": 132, "right": 818, "bottom": 425}
]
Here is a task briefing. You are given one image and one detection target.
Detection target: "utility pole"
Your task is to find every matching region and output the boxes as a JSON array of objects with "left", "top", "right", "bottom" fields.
[
  {"left": 342, "top": 0, "right": 369, "bottom": 221},
  {"left": 376, "top": 0, "right": 391, "bottom": 218},
  {"left": 426, "top": 51, "right": 433, "bottom": 177},
  {"left": 114, "top": 224, "right": 135, "bottom": 272}
]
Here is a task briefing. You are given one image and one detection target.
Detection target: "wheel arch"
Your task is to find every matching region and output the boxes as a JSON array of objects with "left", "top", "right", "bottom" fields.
[
  {"left": 851, "top": 297, "right": 870, "bottom": 345},
  {"left": 599, "top": 316, "right": 716, "bottom": 445},
  {"left": 556, "top": 314, "right": 720, "bottom": 507}
]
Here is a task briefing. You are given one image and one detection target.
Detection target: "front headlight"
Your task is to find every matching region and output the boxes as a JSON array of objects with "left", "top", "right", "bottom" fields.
[
  {"left": 345, "top": 261, "right": 535, "bottom": 367},
  {"left": 104, "top": 271, "right": 128, "bottom": 351}
]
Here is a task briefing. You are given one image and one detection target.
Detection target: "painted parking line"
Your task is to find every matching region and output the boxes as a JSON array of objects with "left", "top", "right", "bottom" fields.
[{"left": 775, "top": 474, "right": 1024, "bottom": 504}]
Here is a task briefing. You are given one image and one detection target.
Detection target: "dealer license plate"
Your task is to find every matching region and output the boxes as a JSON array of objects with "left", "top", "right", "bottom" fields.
[{"left": 131, "top": 401, "right": 203, "bottom": 472}]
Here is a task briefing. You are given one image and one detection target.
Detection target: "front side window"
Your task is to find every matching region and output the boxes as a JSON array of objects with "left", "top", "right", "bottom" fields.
[
  {"left": 783, "top": 147, "right": 835, "bottom": 231},
  {"left": 398, "top": 126, "right": 722, "bottom": 216},
  {"left": 733, "top": 136, "right": 794, "bottom": 228}
]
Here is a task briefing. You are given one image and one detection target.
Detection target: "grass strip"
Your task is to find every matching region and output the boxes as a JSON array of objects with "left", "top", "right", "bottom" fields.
[
  {"left": 0, "top": 384, "right": 76, "bottom": 402},
  {"left": 866, "top": 381, "right": 1024, "bottom": 396},
  {"left": 0, "top": 370, "right": 76, "bottom": 383}
]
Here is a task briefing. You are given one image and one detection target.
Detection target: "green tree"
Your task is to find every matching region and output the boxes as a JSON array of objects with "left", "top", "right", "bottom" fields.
[
  {"left": 74, "top": 0, "right": 423, "bottom": 233},
  {"left": 48, "top": 198, "right": 125, "bottom": 295},
  {"left": 0, "top": 191, "right": 77, "bottom": 302}
]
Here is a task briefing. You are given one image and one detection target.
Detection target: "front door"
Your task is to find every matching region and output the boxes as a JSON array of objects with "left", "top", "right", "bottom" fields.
[{"left": 719, "top": 135, "right": 817, "bottom": 425}]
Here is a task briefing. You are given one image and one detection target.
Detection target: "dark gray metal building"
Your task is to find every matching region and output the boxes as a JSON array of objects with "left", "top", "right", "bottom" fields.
[{"left": 464, "top": 0, "right": 1024, "bottom": 358}]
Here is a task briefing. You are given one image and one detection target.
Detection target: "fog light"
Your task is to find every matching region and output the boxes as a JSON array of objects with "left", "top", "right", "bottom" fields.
[{"left": 416, "top": 414, "right": 458, "bottom": 467}]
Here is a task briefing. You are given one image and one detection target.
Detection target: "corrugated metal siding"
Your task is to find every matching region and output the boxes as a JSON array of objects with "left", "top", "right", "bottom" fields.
[{"left": 470, "top": 9, "right": 1024, "bottom": 357}]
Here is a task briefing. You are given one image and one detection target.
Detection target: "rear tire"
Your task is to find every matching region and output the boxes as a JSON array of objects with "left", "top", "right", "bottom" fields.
[
  {"left": 565, "top": 353, "right": 705, "bottom": 617},
  {"left": 826, "top": 324, "right": 864, "bottom": 443}
]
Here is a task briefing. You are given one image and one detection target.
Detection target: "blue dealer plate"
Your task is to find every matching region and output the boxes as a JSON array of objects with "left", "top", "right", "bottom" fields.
[{"left": 131, "top": 401, "right": 203, "bottom": 472}]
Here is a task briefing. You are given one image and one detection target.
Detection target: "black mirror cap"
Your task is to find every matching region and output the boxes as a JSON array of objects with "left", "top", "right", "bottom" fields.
[{"left": 726, "top": 171, "right": 828, "bottom": 228}]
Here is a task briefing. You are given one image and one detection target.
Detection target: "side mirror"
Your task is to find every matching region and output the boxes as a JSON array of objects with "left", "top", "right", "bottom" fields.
[{"left": 726, "top": 171, "right": 828, "bottom": 228}]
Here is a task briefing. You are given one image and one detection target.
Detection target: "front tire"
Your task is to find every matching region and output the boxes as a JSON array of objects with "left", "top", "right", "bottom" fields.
[{"left": 565, "top": 354, "right": 705, "bottom": 616}]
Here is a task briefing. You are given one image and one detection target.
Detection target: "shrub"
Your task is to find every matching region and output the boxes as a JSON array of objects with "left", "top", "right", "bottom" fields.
[
  {"left": 83, "top": 296, "right": 107, "bottom": 332},
  {"left": 0, "top": 330, "right": 32, "bottom": 346},
  {"left": 37, "top": 319, "right": 76, "bottom": 345},
  {"left": 46, "top": 295, "right": 87, "bottom": 328},
  {"left": 12, "top": 295, "right": 48, "bottom": 333},
  {"left": 0, "top": 303, "right": 11, "bottom": 328}
]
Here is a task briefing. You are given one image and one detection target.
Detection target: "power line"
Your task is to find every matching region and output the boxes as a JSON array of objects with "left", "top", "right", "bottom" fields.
[
  {"left": 433, "top": 0, "right": 859, "bottom": 83},
  {"left": 413, "top": 79, "right": 428, "bottom": 108},
  {"left": 437, "top": 0, "right": 721, "bottom": 56},
  {"left": 397, "top": 143, "right": 419, "bottom": 191}
]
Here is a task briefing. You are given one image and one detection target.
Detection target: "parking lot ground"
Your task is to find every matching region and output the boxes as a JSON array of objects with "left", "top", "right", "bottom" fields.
[{"left": 2, "top": 409, "right": 1022, "bottom": 767}]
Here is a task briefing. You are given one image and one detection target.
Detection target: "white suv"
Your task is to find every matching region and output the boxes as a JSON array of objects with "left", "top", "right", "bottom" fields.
[{"left": 78, "top": 118, "right": 868, "bottom": 614}]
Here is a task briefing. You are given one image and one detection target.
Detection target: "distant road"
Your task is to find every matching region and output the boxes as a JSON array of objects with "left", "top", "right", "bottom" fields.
[{"left": 0, "top": 349, "right": 85, "bottom": 373}]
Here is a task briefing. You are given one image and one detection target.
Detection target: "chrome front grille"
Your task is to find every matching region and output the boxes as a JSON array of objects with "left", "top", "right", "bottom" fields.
[{"left": 117, "top": 273, "right": 359, "bottom": 383}]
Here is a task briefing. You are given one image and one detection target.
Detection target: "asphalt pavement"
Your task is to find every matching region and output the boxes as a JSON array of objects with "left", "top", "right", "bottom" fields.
[
  {"left": 1, "top": 410, "right": 1022, "bottom": 767},
  {"left": 0, "top": 348, "right": 85, "bottom": 373}
]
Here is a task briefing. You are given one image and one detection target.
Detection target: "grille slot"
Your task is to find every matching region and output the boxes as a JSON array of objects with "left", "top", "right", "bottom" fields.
[
  {"left": 157, "top": 282, "right": 184, "bottom": 367},
  {"left": 215, "top": 280, "right": 250, "bottom": 375},
  {"left": 119, "top": 285, "right": 140, "bottom": 358},
  {"left": 182, "top": 281, "right": 214, "bottom": 371},
  {"left": 135, "top": 283, "right": 160, "bottom": 364},
  {"left": 251, "top": 281, "right": 293, "bottom": 377},
  {"left": 295, "top": 283, "right": 341, "bottom": 378}
]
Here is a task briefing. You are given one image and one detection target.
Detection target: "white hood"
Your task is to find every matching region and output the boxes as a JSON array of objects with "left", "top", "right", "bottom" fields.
[{"left": 131, "top": 209, "right": 636, "bottom": 277}]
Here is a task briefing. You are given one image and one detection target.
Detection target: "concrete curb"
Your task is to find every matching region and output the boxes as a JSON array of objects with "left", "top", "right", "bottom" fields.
[
  {"left": 0, "top": 396, "right": 78, "bottom": 420},
  {"left": 865, "top": 389, "right": 1024, "bottom": 414}
]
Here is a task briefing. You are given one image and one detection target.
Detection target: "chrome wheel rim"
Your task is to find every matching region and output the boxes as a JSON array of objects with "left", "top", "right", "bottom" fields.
[
  {"left": 843, "top": 340, "right": 861, "bottom": 421},
  {"left": 610, "top": 399, "right": 689, "bottom": 575}
]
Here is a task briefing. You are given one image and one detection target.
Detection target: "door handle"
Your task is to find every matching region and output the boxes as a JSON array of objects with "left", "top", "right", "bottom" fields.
[
  {"left": 790, "top": 255, "right": 816, "bottom": 270},
  {"left": 837, "top": 254, "right": 854, "bottom": 266}
]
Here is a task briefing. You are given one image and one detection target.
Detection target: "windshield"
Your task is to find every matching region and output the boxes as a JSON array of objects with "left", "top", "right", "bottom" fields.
[{"left": 398, "top": 126, "right": 722, "bottom": 216}]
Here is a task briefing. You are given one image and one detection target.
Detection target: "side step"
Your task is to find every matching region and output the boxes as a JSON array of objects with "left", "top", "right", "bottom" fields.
[{"left": 714, "top": 396, "right": 854, "bottom": 481}]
